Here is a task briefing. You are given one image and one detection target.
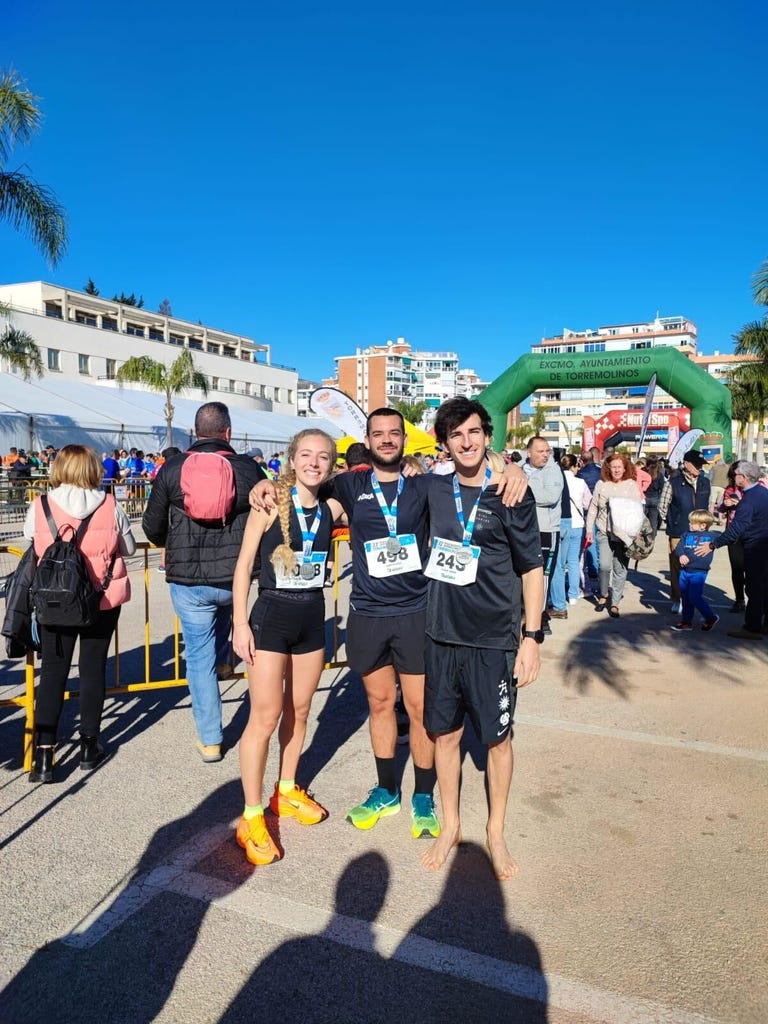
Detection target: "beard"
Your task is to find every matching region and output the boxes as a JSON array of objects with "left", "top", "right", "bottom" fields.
[{"left": 369, "top": 447, "right": 404, "bottom": 469}]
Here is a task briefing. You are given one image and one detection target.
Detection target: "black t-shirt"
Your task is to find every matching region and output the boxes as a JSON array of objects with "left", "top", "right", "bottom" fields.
[
  {"left": 331, "top": 470, "right": 431, "bottom": 615},
  {"left": 259, "top": 500, "right": 332, "bottom": 590},
  {"left": 425, "top": 478, "right": 543, "bottom": 650}
]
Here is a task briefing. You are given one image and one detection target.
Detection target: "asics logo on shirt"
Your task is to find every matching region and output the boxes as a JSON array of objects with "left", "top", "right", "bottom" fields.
[{"left": 356, "top": 493, "right": 375, "bottom": 501}]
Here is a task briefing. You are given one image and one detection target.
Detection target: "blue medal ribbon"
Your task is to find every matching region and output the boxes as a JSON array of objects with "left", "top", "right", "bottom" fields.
[
  {"left": 453, "top": 466, "right": 492, "bottom": 548},
  {"left": 290, "top": 487, "right": 323, "bottom": 563},
  {"left": 370, "top": 471, "right": 404, "bottom": 540}
]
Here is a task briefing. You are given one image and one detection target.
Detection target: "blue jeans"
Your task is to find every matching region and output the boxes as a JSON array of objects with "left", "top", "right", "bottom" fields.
[
  {"left": 169, "top": 583, "right": 233, "bottom": 745},
  {"left": 679, "top": 569, "right": 714, "bottom": 625},
  {"left": 563, "top": 525, "right": 584, "bottom": 601},
  {"left": 549, "top": 519, "right": 571, "bottom": 611}
]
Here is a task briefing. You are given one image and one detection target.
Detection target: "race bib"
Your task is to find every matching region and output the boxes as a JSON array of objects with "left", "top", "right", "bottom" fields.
[
  {"left": 424, "top": 537, "right": 479, "bottom": 586},
  {"left": 364, "top": 534, "right": 421, "bottom": 578},
  {"left": 275, "top": 551, "right": 327, "bottom": 590}
]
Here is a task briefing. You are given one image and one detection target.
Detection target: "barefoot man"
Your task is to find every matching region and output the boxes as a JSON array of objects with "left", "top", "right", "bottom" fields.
[{"left": 420, "top": 397, "right": 545, "bottom": 880}]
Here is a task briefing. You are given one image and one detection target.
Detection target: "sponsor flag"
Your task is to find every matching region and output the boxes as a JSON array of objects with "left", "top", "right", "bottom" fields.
[{"left": 635, "top": 373, "right": 657, "bottom": 457}]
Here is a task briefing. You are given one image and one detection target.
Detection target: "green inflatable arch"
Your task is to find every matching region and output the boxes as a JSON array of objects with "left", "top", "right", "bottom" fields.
[{"left": 479, "top": 346, "right": 733, "bottom": 459}]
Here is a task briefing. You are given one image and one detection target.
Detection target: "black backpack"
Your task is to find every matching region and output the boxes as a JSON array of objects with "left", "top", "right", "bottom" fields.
[{"left": 29, "top": 494, "right": 116, "bottom": 628}]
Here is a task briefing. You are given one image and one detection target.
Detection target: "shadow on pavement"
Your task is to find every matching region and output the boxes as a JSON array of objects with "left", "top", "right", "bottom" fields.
[{"left": 1, "top": 784, "right": 549, "bottom": 1024}]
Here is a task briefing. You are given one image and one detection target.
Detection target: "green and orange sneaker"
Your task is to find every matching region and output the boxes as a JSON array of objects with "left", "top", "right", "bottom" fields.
[
  {"left": 268, "top": 783, "right": 328, "bottom": 825},
  {"left": 236, "top": 813, "right": 281, "bottom": 866}
]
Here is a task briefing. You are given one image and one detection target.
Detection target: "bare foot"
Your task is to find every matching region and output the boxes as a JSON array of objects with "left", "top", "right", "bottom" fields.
[
  {"left": 420, "top": 826, "right": 462, "bottom": 872},
  {"left": 486, "top": 834, "right": 519, "bottom": 881}
]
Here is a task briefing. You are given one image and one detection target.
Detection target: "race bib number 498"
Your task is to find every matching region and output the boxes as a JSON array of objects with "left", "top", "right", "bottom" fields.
[{"left": 364, "top": 534, "right": 421, "bottom": 578}]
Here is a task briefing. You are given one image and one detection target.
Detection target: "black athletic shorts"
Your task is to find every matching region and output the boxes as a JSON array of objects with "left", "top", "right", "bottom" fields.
[
  {"left": 346, "top": 609, "right": 426, "bottom": 677},
  {"left": 424, "top": 637, "right": 518, "bottom": 745},
  {"left": 248, "top": 589, "right": 325, "bottom": 656}
]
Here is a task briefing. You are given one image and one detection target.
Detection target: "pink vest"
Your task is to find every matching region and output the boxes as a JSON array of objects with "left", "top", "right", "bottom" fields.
[{"left": 33, "top": 494, "right": 131, "bottom": 610}]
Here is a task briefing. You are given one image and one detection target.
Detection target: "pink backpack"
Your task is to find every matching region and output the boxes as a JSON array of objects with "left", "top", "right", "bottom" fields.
[{"left": 179, "top": 452, "right": 236, "bottom": 525}]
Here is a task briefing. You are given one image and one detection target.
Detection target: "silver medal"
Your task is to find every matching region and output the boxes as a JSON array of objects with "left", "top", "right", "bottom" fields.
[
  {"left": 386, "top": 536, "right": 402, "bottom": 554},
  {"left": 455, "top": 547, "right": 473, "bottom": 566},
  {"left": 300, "top": 562, "right": 315, "bottom": 580}
]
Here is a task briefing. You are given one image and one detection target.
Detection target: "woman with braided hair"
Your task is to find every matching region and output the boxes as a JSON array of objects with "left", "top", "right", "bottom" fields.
[{"left": 232, "top": 429, "right": 339, "bottom": 865}]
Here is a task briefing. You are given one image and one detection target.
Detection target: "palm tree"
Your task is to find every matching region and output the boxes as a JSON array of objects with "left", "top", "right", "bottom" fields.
[
  {"left": 0, "top": 301, "right": 43, "bottom": 380},
  {"left": 0, "top": 69, "right": 67, "bottom": 265},
  {"left": 732, "top": 258, "right": 768, "bottom": 461},
  {"left": 391, "top": 399, "right": 430, "bottom": 427},
  {"left": 729, "top": 379, "right": 751, "bottom": 461},
  {"left": 729, "top": 364, "right": 766, "bottom": 463},
  {"left": 116, "top": 350, "right": 209, "bottom": 448}
]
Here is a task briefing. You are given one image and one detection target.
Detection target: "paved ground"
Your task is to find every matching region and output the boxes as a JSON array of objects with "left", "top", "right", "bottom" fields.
[{"left": 1, "top": 537, "right": 766, "bottom": 1024}]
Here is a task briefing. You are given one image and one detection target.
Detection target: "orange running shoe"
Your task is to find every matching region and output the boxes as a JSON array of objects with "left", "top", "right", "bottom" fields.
[
  {"left": 236, "top": 813, "right": 281, "bottom": 865},
  {"left": 268, "top": 783, "right": 328, "bottom": 825}
]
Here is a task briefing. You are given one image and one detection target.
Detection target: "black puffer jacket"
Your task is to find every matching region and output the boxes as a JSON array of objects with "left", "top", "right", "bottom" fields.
[{"left": 142, "top": 439, "right": 266, "bottom": 586}]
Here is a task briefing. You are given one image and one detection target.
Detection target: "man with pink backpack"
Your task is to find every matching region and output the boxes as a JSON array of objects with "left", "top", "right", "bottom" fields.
[{"left": 143, "top": 402, "right": 267, "bottom": 762}]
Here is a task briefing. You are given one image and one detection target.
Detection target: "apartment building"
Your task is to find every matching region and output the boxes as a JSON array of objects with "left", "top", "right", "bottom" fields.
[
  {"left": 0, "top": 281, "right": 298, "bottom": 414},
  {"left": 328, "top": 337, "right": 489, "bottom": 420}
]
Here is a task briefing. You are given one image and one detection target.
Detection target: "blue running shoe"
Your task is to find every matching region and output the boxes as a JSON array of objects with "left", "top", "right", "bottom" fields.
[
  {"left": 411, "top": 793, "right": 441, "bottom": 839},
  {"left": 346, "top": 787, "right": 401, "bottom": 830}
]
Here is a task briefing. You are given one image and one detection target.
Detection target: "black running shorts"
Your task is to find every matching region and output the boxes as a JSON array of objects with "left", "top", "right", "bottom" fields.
[
  {"left": 346, "top": 610, "right": 426, "bottom": 676},
  {"left": 248, "top": 589, "right": 325, "bottom": 656},
  {"left": 424, "top": 637, "right": 517, "bottom": 745}
]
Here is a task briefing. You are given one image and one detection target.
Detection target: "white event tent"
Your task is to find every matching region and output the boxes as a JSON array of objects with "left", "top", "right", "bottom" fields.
[{"left": 0, "top": 375, "right": 343, "bottom": 456}]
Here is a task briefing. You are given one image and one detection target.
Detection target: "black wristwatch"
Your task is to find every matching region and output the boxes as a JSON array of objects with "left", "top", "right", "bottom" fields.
[{"left": 523, "top": 629, "right": 544, "bottom": 644}]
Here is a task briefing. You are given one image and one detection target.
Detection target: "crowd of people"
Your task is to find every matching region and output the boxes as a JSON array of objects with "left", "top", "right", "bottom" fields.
[{"left": 10, "top": 400, "right": 768, "bottom": 882}]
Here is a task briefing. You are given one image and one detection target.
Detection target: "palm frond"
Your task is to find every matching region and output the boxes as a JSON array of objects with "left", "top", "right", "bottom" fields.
[
  {"left": 0, "top": 170, "right": 67, "bottom": 265},
  {"left": 116, "top": 356, "right": 168, "bottom": 390},
  {"left": 732, "top": 318, "right": 768, "bottom": 360},
  {"left": 0, "top": 325, "right": 44, "bottom": 380},
  {"left": 751, "top": 257, "right": 768, "bottom": 308},
  {"left": 0, "top": 69, "right": 41, "bottom": 163}
]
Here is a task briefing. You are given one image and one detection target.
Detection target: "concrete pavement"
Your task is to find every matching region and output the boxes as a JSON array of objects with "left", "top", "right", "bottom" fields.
[{"left": 0, "top": 538, "right": 766, "bottom": 1023}]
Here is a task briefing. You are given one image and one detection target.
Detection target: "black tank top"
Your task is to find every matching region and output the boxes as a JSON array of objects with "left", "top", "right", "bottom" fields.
[{"left": 259, "top": 500, "right": 332, "bottom": 590}]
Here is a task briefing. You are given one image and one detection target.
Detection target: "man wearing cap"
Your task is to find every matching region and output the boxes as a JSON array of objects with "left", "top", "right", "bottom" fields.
[
  {"left": 659, "top": 451, "right": 711, "bottom": 613},
  {"left": 247, "top": 447, "right": 274, "bottom": 479}
]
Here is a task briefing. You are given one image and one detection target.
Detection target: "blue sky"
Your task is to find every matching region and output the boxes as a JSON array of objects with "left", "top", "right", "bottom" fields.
[{"left": 3, "top": 0, "right": 766, "bottom": 385}]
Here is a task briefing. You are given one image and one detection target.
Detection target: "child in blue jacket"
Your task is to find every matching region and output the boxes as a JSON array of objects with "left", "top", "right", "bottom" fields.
[{"left": 672, "top": 510, "right": 720, "bottom": 632}]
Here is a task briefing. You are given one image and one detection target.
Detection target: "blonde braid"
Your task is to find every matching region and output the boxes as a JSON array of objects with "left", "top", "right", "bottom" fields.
[{"left": 271, "top": 468, "right": 298, "bottom": 577}]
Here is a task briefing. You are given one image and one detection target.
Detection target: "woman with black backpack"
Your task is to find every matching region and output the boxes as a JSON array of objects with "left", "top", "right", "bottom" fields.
[{"left": 23, "top": 445, "right": 136, "bottom": 783}]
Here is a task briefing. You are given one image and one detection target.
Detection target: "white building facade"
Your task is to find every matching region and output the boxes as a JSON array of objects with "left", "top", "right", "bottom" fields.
[{"left": 0, "top": 281, "right": 298, "bottom": 415}]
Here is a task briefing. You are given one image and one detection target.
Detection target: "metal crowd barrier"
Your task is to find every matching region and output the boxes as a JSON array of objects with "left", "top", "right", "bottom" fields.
[{"left": 1, "top": 536, "right": 350, "bottom": 772}]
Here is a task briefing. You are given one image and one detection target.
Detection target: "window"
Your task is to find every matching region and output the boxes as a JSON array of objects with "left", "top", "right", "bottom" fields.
[
  {"left": 585, "top": 342, "right": 605, "bottom": 352},
  {"left": 169, "top": 334, "right": 184, "bottom": 346},
  {"left": 75, "top": 311, "right": 97, "bottom": 327},
  {"left": 47, "top": 349, "right": 60, "bottom": 371},
  {"left": 148, "top": 328, "right": 164, "bottom": 342},
  {"left": 102, "top": 317, "right": 117, "bottom": 331},
  {"left": 126, "top": 324, "right": 144, "bottom": 337},
  {"left": 189, "top": 339, "right": 203, "bottom": 350},
  {"left": 106, "top": 359, "right": 116, "bottom": 379},
  {"left": 78, "top": 354, "right": 90, "bottom": 375},
  {"left": 211, "top": 376, "right": 219, "bottom": 390},
  {"left": 45, "top": 302, "right": 62, "bottom": 319},
  {"left": 631, "top": 341, "right": 650, "bottom": 350}
]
